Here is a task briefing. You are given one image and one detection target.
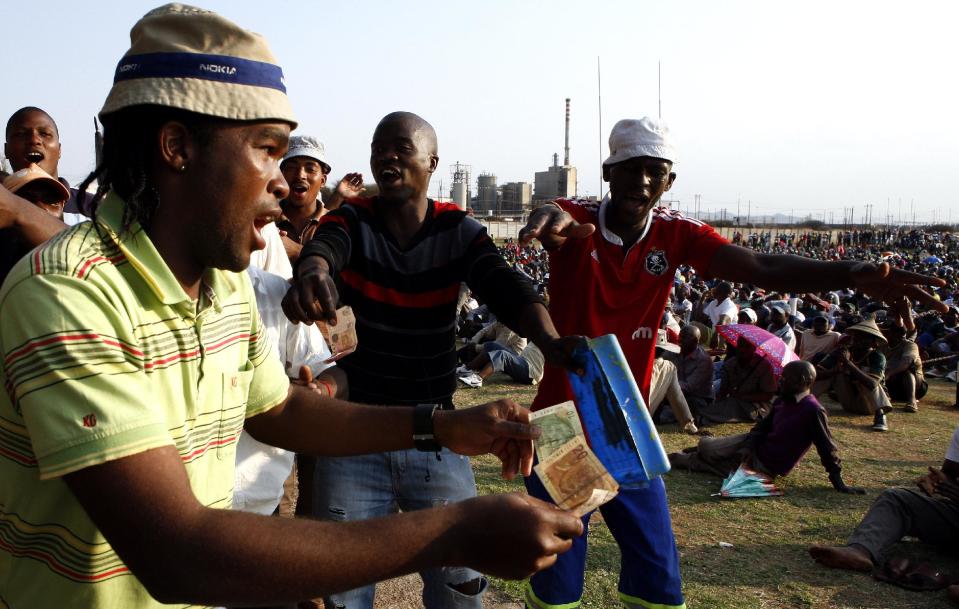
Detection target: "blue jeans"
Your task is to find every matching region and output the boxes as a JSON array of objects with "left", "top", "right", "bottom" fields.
[
  {"left": 487, "top": 347, "right": 533, "bottom": 383},
  {"left": 312, "top": 448, "right": 486, "bottom": 609}
]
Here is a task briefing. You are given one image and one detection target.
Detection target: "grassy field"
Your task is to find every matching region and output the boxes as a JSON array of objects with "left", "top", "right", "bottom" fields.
[{"left": 455, "top": 376, "right": 959, "bottom": 609}]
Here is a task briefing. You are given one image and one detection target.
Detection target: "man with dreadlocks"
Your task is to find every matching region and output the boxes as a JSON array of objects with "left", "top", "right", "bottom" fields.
[{"left": 0, "top": 5, "right": 582, "bottom": 609}]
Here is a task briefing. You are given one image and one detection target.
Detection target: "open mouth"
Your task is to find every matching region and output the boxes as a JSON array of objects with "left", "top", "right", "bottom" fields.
[
  {"left": 251, "top": 210, "right": 279, "bottom": 249},
  {"left": 254, "top": 209, "right": 280, "bottom": 229},
  {"left": 378, "top": 167, "right": 401, "bottom": 184},
  {"left": 25, "top": 151, "right": 44, "bottom": 163},
  {"left": 291, "top": 183, "right": 309, "bottom": 195}
]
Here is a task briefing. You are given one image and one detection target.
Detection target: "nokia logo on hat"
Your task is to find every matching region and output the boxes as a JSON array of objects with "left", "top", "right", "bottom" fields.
[
  {"left": 113, "top": 52, "right": 287, "bottom": 93},
  {"left": 199, "top": 63, "right": 238, "bottom": 75}
]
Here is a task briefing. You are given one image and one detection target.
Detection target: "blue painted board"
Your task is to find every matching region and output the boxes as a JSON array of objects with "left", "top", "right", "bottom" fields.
[{"left": 567, "top": 334, "right": 670, "bottom": 487}]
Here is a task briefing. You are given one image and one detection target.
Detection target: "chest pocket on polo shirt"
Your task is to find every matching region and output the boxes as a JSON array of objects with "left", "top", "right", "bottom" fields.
[{"left": 218, "top": 362, "right": 255, "bottom": 459}]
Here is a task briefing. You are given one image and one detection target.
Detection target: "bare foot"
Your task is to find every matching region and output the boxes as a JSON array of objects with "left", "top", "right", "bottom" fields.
[
  {"left": 809, "top": 545, "right": 874, "bottom": 572},
  {"left": 948, "top": 584, "right": 959, "bottom": 605}
]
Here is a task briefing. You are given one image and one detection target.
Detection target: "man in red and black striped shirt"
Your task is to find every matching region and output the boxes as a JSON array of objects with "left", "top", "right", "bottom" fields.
[{"left": 284, "top": 112, "right": 580, "bottom": 609}]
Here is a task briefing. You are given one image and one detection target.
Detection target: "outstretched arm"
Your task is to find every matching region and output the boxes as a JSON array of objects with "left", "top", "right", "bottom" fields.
[
  {"left": 707, "top": 244, "right": 946, "bottom": 329},
  {"left": 65, "top": 446, "right": 582, "bottom": 607},
  {"left": 246, "top": 389, "right": 540, "bottom": 479},
  {"left": 518, "top": 203, "right": 595, "bottom": 249}
]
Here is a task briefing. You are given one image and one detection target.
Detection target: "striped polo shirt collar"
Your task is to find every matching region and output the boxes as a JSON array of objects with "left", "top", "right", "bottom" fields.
[{"left": 97, "top": 193, "right": 234, "bottom": 308}]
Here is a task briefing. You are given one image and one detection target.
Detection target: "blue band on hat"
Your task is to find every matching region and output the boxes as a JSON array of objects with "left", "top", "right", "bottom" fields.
[{"left": 113, "top": 52, "right": 286, "bottom": 93}]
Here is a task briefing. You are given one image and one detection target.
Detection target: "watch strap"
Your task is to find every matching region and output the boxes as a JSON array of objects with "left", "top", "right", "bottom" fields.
[{"left": 413, "top": 403, "right": 442, "bottom": 452}]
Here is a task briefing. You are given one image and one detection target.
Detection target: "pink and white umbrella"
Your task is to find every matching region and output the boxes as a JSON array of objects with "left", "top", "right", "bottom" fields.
[{"left": 716, "top": 324, "right": 799, "bottom": 377}]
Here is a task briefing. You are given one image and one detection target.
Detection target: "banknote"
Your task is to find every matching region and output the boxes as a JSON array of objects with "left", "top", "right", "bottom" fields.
[
  {"left": 530, "top": 400, "right": 585, "bottom": 462},
  {"left": 571, "top": 488, "right": 619, "bottom": 518},
  {"left": 533, "top": 436, "right": 618, "bottom": 515},
  {"left": 318, "top": 306, "right": 358, "bottom": 363}
]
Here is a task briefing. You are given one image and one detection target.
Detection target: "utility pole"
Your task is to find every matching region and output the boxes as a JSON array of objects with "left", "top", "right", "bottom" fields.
[
  {"left": 597, "top": 56, "right": 603, "bottom": 200},
  {"left": 658, "top": 60, "right": 662, "bottom": 119}
]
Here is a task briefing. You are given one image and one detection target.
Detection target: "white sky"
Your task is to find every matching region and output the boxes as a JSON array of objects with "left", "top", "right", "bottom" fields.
[{"left": 4, "top": 0, "right": 957, "bottom": 223}]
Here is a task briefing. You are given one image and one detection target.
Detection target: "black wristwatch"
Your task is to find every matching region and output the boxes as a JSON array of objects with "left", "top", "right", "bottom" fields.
[{"left": 413, "top": 403, "right": 442, "bottom": 452}]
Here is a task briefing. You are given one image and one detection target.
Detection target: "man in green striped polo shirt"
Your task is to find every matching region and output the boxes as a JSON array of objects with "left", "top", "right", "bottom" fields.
[{"left": 0, "top": 5, "right": 581, "bottom": 609}]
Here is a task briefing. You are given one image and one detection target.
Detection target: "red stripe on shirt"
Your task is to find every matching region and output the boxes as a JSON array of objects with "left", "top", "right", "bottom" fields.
[
  {"left": 143, "top": 349, "right": 201, "bottom": 370},
  {"left": 6, "top": 333, "right": 100, "bottom": 366},
  {"left": 0, "top": 536, "right": 129, "bottom": 582},
  {"left": 0, "top": 444, "right": 37, "bottom": 466},
  {"left": 319, "top": 214, "right": 349, "bottom": 229},
  {"left": 180, "top": 434, "right": 237, "bottom": 462},
  {"left": 340, "top": 269, "right": 460, "bottom": 308}
]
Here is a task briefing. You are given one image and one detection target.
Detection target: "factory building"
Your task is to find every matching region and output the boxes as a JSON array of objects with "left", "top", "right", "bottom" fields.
[
  {"left": 533, "top": 155, "right": 577, "bottom": 202},
  {"left": 533, "top": 98, "right": 577, "bottom": 201},
  {"left": 475, "top": 172, "right": 498, "bottom": 213},
  {"left": 500, "top": 181, "right": 532, "bottom": 213},
  {"left": 449, "top": 162, "right": 471, "bottom": 210}
]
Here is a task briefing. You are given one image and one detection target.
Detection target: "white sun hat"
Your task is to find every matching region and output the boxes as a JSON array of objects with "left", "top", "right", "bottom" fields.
[{"left": 604, "top": 117, "right": 677, "bottom": 166}]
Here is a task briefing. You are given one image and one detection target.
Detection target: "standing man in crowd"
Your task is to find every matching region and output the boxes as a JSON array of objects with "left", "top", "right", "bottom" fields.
[
  {"left": 5, "top": 106, "right": 87, "bottom": 217},
  {"left": 282, "top": 111, "right": 581, "bottom": 609},
  {"left": 0, "top": 6, "right": 582, "bottom": 609},
  {"left": 519, "top": 116, "right": 946, "bottom": 609},
  {"left": 1, "top": 108, "right": 84, "bottom": 281},
  {"left": 276, "top": 134, "right": 364, "bottom": 262},
  {"left": 0, "top": 164, "right": 73, "bottom": 282}
]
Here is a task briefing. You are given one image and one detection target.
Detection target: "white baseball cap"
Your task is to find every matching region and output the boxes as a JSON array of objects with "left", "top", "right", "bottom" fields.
[{"left": 604, "top": 117, "right": 677, "bottom": 166}]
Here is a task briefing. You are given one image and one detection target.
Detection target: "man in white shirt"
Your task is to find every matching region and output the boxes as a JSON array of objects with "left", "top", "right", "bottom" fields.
[
  {"left": 767, "top": 305, "right": 797, "bottom": 352},
  {"left": 234, "top": 266, "right": 347, "bottom": 516},
  {"left": 703, "top": 281, "right": 738, "bottom": 327}
]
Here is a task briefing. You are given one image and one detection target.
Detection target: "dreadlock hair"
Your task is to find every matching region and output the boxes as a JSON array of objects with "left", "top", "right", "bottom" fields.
[{"left": 78, "top": 105, "right": 217, "bottom": 235}]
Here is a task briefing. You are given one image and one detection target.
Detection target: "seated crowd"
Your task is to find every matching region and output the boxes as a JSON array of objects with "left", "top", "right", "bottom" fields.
[{"left": 2, "top": 6, "right": 959, "bottom": 608}]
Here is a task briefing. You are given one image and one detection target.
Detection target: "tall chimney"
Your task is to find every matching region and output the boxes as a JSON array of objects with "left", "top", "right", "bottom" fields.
[{"left": 563, "top": 98, "right": 571, "bottom": 166}]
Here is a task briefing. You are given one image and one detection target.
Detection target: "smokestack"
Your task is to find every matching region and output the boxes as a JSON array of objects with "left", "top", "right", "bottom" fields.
[{"left": 563, "top": 98, "right": 571, "bottom": 166}]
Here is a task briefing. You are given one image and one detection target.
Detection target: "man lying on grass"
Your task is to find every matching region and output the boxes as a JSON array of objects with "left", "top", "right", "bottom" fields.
[{"left": 810, "top": 424, "right": 959, "bottom": 601}]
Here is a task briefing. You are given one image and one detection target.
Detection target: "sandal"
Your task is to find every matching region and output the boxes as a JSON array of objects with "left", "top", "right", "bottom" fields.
[{"left": 874, "top": 557, "right": 951, "bottom": 591}]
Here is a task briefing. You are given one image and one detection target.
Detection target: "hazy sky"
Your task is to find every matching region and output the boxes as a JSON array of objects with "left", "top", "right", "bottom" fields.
[{"left": 4, "top": 0, "right": 957, "bottom": 223}]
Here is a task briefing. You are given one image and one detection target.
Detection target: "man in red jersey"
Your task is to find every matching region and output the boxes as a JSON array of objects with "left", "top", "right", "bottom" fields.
[{"left": 518, "top": 116, "right": 947, "bottom": 609}]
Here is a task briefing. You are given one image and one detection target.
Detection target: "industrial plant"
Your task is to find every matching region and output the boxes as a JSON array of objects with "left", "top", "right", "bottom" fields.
[{"left": 446, "top": 98, "right": 577, "bottom": 216}]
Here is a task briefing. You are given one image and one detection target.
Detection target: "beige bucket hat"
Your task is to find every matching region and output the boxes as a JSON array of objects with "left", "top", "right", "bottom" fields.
[
  {"left": 100, "top": 3, "right": 297, "bottom": 127},
  {"left": 845, "top": 318, "right": 888, "bottom": 344}
]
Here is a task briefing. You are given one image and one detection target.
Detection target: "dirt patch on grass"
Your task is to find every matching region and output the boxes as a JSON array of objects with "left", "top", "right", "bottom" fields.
[{"left": 373, "top": 574, "right": 521, "bottom": 608}]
